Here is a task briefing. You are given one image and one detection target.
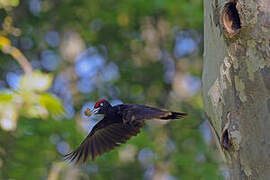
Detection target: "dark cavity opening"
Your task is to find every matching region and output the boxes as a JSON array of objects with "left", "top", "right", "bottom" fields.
[
  {"left": 221, "top": 129, "right": 231, "bottom": 150},
  {"left": 222, "top": 2, "right": 241, "bottom": 35}
]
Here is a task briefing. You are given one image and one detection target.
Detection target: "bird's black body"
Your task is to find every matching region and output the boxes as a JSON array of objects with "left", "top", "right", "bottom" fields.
[{"left": 64, "top": 99, "right": 187, "bottom": 163}]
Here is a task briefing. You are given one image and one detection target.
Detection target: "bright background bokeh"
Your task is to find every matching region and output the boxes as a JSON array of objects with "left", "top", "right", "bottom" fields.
[{"left": 0, "top": 0, "right": 225, "bottom": 179}]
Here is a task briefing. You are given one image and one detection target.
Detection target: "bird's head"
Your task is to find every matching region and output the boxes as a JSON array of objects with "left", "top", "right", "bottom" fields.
[{"left": 84, "top": 98, "right": 111, "bottom": 117}]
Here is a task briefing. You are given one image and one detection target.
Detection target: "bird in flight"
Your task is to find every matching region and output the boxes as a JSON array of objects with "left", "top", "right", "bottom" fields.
[{"left": 64, "top": 98, "right": 187, "bottom": 163}]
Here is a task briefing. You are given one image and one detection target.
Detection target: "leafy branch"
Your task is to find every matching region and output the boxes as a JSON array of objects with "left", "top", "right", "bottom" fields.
[
  {"left": 0, "top": 10, "right": 65, "bottom": 131},
  {"left": 0, "top": 36, "right": 33, "bottom": 74}
]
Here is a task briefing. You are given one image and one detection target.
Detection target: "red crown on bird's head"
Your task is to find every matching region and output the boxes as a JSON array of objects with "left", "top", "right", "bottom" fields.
[{"left": 94, "top": 98, "right": 107, "bottom": 108}]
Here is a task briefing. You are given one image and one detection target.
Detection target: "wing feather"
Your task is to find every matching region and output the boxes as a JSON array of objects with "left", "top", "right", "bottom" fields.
[
  {"left": 94, "top": 133, "right": 104, "bottom": 155},
  {"left": 76, "top": 147, "right": 84, "bottom": 164},
  {"left": 90, "top": 139, "right": 95, "bottom": 160},
  {"left": 122, "top": 105, "right": 187, "bottom": 122},
  {"left": 105, "top": 127, "right": 126, "bottom": 143},
  {"left": 83, "top": 141, "right": 89, "bottom": 162},
  {"left": 101, "top": 130, "right": 116, "bottom": 147},
  {"left": 97, "top": 133, "right": 111, "bottom": 152},
  {"left": 92, "top": 135, "right": 99, "bottom": 158},
  {"left": 64, "top": 121, "right": 144, "bottom": 163}
]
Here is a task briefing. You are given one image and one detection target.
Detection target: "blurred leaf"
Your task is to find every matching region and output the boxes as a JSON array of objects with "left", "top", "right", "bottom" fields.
[
  {"left": 0, "top": 103, "right": 18, "bottom": 131},
  {"left": 20, "top": 71, "right": 53, "bottom": 92},
  {"left": 0, "top": 92, "right": 14, "bottom": 103},
  {"left": 0, "top": 36, "right": 11, "bottom": 49},
  {"left": 0, "top": 0, "right": 20, "bottom": 8},
  {"left": 0, "top": 0, "right": 221, "bottom": 179},
  {"left": 39, "top": 93, "right": 65, "bottom": 117},
  {"left": 0, "top": 72, "right": 64, "bottom": 130},
  {"left": 26, "top": 104, "right": 48, "bottom": 119}
]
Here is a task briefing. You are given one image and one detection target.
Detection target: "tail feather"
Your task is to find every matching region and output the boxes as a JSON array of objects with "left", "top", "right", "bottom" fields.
[{"left": 161, "top": 112, "right": 187, "bottom": 120}]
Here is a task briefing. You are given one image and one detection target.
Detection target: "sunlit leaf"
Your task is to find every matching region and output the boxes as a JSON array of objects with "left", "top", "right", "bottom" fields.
[
  {"left": 0, "top": 0, "right": 19, "bottom": 8},
  {"left": 39, "top": 93, "right": 65, "bottom": 116},
  {"left": 0, "top": 0, "right": 220, "bottom": 178},
  {"left": 0, "top": 91, "right": 14, "bottom": 103},
  {"left": 0, "top": 36, "right": 11, "bottom": 49},
  {"left": 20, "top": 71, "right": 53, "bottom": 92},
  {"left": 0, "top": 104, "right": 18, "bottom": 131},
  {"left": 26, "top": 105, "right": 49, "bottom": 119}
]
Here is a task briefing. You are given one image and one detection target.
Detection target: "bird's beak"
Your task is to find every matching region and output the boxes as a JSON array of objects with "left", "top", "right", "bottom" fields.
[
  {"left": 84, "top": 107, "right": 100, "bottom": 117},
  {"left": 91, "top": 107, "right": 100, "bottom": 115}
]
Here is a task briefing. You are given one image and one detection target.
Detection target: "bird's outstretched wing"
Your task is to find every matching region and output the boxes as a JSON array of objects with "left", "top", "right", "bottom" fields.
[
  {"left": 64, "top": 120, "right": 143, "bottom": 163},
  {"left": 122, "top": 105, "right": 187, "bottom": 123}
]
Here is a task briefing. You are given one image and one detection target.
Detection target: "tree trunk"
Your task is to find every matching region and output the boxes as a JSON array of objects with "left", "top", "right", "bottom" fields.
[{"left": 203, "top": 0, "right": 270, "bottom": 179}]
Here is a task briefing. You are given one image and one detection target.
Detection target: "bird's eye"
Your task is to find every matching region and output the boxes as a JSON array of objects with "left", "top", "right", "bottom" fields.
[{"left": 100, "top": 102, "right": 103, "bottom": 106}]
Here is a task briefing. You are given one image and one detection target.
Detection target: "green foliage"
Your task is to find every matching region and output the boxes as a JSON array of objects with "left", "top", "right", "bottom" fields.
[
  {"left": 0, "top": 92, "right": 14, "bottom": 102},
  {"left": 0, "top": 0, "right": 223, "bottom": 179},
  {"left": 0, "top": 71, "right": 64, "bottom": 131},
  {"left": 0, "top": 0, "right": 19, "bottom": 8},
  {"left": 40, "top": 93, "right": 64, "bottom": 117},
  {"left": 0, "top": 117, "right": 78, "bottom": 179}
]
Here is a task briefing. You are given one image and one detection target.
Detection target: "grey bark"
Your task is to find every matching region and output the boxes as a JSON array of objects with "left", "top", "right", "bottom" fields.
[{"left": 203, "top": 0, "right": 270, "bottom": 179}]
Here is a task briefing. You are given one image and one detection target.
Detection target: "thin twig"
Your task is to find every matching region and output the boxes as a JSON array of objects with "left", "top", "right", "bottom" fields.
[{"left": 2, "top": 45, "right": 33, "bottom": 74}]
